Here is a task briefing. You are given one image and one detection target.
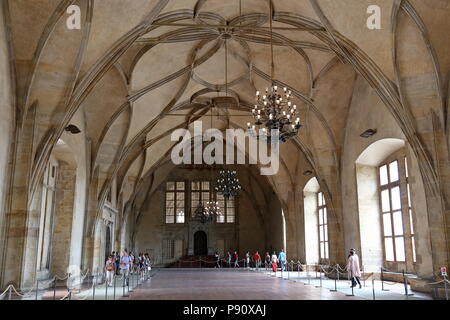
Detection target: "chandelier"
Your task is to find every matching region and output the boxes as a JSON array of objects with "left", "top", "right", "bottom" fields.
[
  {"left": 247, "top": 1, "right": 301, "bottom": 143},
  {"left": 249, "top": 86, "right": 301, "bottom": 142},
  {"left": 214, "top": 170, "right": 242, "bottom": 199},
  {"left": 194, "top": 201, "right": 222, "bottom": 224}
]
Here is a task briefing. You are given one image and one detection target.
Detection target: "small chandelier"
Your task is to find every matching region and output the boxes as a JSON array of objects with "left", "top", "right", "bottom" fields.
[
  {"left": 248, "top": 85, "right": 301, "bottom": 143},
  {"left": 194, "top": 201, "right": 221, "bottom": 224},
  {"left": 215, "top": 170, "right": 242, "bottom": 199}
]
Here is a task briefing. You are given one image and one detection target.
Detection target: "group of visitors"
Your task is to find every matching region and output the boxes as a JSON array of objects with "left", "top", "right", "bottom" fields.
[
  {"left": 214, "top": 249, "right": 287, "bottom": 271},
  {"left": 104, "top": 250, "right": 152, "bottom": 286}
]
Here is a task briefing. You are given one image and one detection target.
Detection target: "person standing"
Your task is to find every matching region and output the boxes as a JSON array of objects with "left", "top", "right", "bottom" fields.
[
  {"left": 245, "top": 252, "right": 250, "bottom": 269},
  {"left": 214, "top": 252, "right": 221, "bottom": 268},
  {"left": 120, "top": 250, "right": 132, "bottom": 286},
  {"left": 253, "top": 251, "right": 261, "bottom": 270},
  {"left": 265, "top": 252, "right": 271, "bottom": 270},
  {"left": 278, "top": 249, "right": 286, "bottom": 271},
  {"left": 226, "top": 251, "right": 232, "bottom": 268},
  {"left": 271, "top": 251, "right": 278, "bottom": 273},
  {"left": 104, "top": 255, "right": 116, "bottom": 286},
  {"left": 233, "top": 251, "right": 239, "bottom": 268},
  {"left": 346, "top": 248, "right": 362, "bottom": 288},
  {"left": 115, "top": 251, "right": 121, "bottom": 275}
]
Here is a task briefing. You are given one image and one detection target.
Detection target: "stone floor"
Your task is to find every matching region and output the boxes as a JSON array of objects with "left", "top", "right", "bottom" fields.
[{"left": 122, "top": 269, "right": 363, "bottom": 300}]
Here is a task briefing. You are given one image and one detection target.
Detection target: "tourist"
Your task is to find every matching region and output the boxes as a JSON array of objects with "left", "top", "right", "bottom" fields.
[
  {"left": 120, "top": 250, "right": 132, "bottom": 286},
  {"left": 271, "top": 251, "right": 278, "bottom": 272},
  {"left": 346, "top": 248, "right": 362, "bottom": 288},
  {"left": 245, "top": 252, "right": 250, "bottom": 269},
  {"left": 226, "top": 251, "right": 232, "bottom": 267},
  {"left": 214, "top": 252, "right": 221, "bottom": 268},
  {"left": 139, "top": 253, "right": 145, "bottom": 281},
  {"left": 253, "top": 251, "right": 261, "bottom": 270},
  {"left": 115, "top": 251, "right": 121, "bottom": 275},
  {"left": 278, "top": 249, "right": 286, "bottom": 271},
  {"left": 104, "top": 255, "right": 115, "bottom": 286},
  {"left": 145, "top": 253, "right": 152, "bottom": 273},
  {"left": 265, "top": 252, "right": 271, "bottom": 269},
  {"left": 233, "top": 251, "right": 239, "bottom": 268}
]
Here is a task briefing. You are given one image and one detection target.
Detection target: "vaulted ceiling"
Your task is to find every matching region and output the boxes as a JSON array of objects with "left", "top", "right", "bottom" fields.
[{"left": 6, "top": 0, "right": 450, "bottom": 218}]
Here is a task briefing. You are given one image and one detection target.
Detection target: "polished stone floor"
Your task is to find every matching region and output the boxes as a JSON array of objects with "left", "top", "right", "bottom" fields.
[{"left": 121, "top": 269, "right": 363, "bottom": 300}]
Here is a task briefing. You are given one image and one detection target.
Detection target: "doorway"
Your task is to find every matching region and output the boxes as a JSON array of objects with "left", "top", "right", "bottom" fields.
[{"left": 194, "top": 231, "right": 207, "bottom": 256}]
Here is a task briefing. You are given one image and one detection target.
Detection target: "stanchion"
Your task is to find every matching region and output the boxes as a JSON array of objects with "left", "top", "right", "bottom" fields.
[
  {"left": 105, "top": 277, "right": 108, "bottom": 300},
  {"left": 402, "top": 270, "right": 414, "bottom": 298},
  {"left": 381, "top": 267, "right": 389, "bottom": 291},
  {"left": 346, "top": 270, "right": 355, "bottom": 296},
  {"left": 52, "top": 278, "right": 57, "bottom": 300},
  {"left": 93, "top": 274, "right": 96, "bottom": 300},
  {"left": 330, "top": 266, "right": 338, "bottom": 292},
  {"left": 113, "top": 275, "right": 116, "bottom": 300},
  {"left": 372, "top": 277, "right": 376, "bottom": 300},
  {"left": 444, "top": 275, "right": 449, "bottom": 300}
]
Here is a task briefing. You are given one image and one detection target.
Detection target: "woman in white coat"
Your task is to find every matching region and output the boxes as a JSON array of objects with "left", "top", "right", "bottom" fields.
[{"left": 346, "top": 248, "right": 362, "bottom": 288}]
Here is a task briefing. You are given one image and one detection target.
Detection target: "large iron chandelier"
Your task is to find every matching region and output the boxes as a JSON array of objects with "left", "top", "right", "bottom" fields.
[
  {"left": 247, "top": 1, "right": 302, "bottom": 143},
  {"left": 214, "top": 170, "right": 242, "bottom": 199}
]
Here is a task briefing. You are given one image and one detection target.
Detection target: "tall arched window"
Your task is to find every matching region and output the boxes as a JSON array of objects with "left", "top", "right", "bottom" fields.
[
  {"left": 318, "top": 192, "right": 329, "bottom": 260},
  {"left": 378, "top": 151, "right": 416, "bottom": 266}
]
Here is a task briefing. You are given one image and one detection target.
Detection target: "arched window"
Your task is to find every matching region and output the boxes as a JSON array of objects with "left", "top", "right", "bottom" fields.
[
  {"left": 378, "top": 151, "right": 416, "bottom": 264},
  {"left": 37, "top": 159, "right": 58, "bottom": 271},
  {"left": 303, "top": 177, "right": 329, "bottom": 264}
]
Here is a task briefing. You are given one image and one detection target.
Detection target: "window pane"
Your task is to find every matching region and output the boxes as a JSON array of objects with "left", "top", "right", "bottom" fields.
[
  {"left": 166, "top": 215, "right": 174, "bottom": 224},
  {"left": 166, "top": 200, "right": 174, "bottom": 208},
  {"left": 404, "top": 157, "right": 409, "bottom": 178},
  {"left": 227, "top": 214, "right": 235, "bottom": 223},
  {"left": 325, "top": 243, "right": 329, "bottom": 259},
  {"left": 379, "top": 165, "right": 388, "bottom": 185},
  {"left": 176, "top": 200, "right": 184, "bottom": 208},
  {"left": 202, "top": 192, "right": 210, "bottom": 202},
  {"left": 395, "top": 237, "right": 405, "bottom": 262},
  {"left": 391, "top": 186, "right": 401, "bottom": 211},
  {"left": 201, "top": 181, "right": 210, "bottom": 190},
  {"left": 323, "top": 208, "right": 327, "bottom": 224},
  {"left": 389, "top": 161, "right": 399, "bottom": 182},
  {"left": 407, "top": 184, "right": 411, "bottom": 207},
  {"left": 166, "top": 182, "right": 175, "bottom": 190},
  {"left": 176, "top": 182, "right": 185, "bottom": 190},
  {"left": 166, "top": 192, "right": 174, "bottom": 200},
  {"left": 381, "top": 189, "right": 390, "bottom": 212},
  {"left": 177, "top": 192, "right": 184, "bottom": 200},
  {"left": 192, "top": 192, "right": 199, "bottom": 200},
  {"left": 318, "top": 192, "right": 323, "bottom": 206},
  {"left": 320, "top": 243, "right": 324, "bottom": 258},
  {"left": 324, "top": 225, "right": 328, "bottom": 242},
  {"left": 217, "top": 214, "right": 225, "bottom": 223},
  {"left": 176, "top": 212, "right": 185, "bottom": 224},
  {"left": 319, "top": 225, "right": 324, "bottom": 242},
  {"left": 383, "top": 213, "right": 392, "bottom": 236},
  {"left": 385, "top": 238, "right": 394, "bottom": 261},
  {"left": 393, "top": 211, "right": 404, "bottom": 236},
  {"left": 319, "top": 210, "right": 323, "bottom": 225},
  {"left": 191, "top": 181, "right": 200, "bottom": 190},
  {"left": 412, "top": 236, "right": 416, "bottom": 263},
  {"left": 409, "top": 209, "right": 414, "bottom": 235}
]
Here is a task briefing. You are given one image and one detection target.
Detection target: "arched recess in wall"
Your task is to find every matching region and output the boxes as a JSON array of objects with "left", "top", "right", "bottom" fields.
[
  {"left": 355, "top": 138, "right": 433, "bottom": 276},
  {"left": 303, "top": 177, "right": 320, "bottom": 265}
]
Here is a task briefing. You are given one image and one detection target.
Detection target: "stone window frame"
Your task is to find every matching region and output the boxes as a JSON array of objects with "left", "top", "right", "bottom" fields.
[
  {"left": 378, "top": 150, "right": 416, "bottom": 268},
  {"left": 165, "top": 181, "right": 186, "bottom": 224},
  {"left": 216, "top": 193, "right": 236, "bottom": 224},
  {"left": 317, "top": 192, "right": 329, "bottom": 261}
]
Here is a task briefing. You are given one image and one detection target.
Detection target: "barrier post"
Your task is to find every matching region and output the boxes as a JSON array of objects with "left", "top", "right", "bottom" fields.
[
  {"left": 52, "top": 278, "right": 57, "bottom": 300},
  {"left": 381, "top": 267, "right": 389, "bottom": 291},
  {"left": 113, "top": 274, "right": 116, "bottom": 300},
  {"left": 105, "top": 276, "right": 108, "bottom": 300},
  {"left": 330, "top": 266, "right": 337, "bottom": 292},
  {"left": 92, "top": 274, "right": 96, "bottom": 300},
  {"left": 346, "top": 270, "right": 355, "bottom": 296},
  {"left": 444, "top": 275, "right": 448, "bottom": 300},
  {"left": 402, "top": 270, "right": 413, "bottom": 297},
  {"left": 372, "top": 277, "right": 376, "bottom": 300}
]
